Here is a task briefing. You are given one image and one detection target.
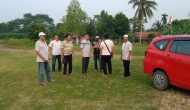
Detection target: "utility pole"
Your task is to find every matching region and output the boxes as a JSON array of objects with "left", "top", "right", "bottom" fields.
[{"left": 140, "top": 21, "right": 142, "bottom": 44}]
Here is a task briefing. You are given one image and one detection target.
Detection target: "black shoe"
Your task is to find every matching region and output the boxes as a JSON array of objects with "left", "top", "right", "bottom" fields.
[{"left": 124, "top": 75, "right": 130, "bottom": 77}]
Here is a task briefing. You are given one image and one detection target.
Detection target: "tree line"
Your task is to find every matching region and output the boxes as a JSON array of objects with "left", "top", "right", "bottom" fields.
[{"left": 0, "top": 0, "right": 140, "bottom": 41}]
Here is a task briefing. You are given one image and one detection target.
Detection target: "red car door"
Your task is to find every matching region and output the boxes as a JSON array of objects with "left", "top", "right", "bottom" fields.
[{"left": 168, "top": 40, "right": 190, "bottom": 88}]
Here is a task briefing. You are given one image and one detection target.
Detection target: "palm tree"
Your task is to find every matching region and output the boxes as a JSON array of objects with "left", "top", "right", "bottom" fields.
[
  {"left": 152, "top": 20, "right": 163, "bottom": 32},
  {"left": 161, "top": 13, "right": 168, "bottom": 25},
  {"left": 128, "top": 0, "right": 157, "bottom": 43}
]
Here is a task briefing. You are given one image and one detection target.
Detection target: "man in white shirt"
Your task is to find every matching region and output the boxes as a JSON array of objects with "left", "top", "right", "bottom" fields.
[
  {"left": 100, "top": 34, "right": 114, "bottom": 78},
  {"left": 49, "top": 35, "right": 62, "bottom": 72},
  {"left": 35, "top": 32, "right": 52, "bottom": 86},
  {"left": 120, "top": 35, "right": 132, "bottom": 77},
  {"left": 80, "top": 34, "right": 91, "bottom": 74}
]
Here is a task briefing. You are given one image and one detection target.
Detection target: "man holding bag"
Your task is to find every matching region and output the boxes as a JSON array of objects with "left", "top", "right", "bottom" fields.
[{"left": 100, "top": 34, "right": 114, "bottom": 79}]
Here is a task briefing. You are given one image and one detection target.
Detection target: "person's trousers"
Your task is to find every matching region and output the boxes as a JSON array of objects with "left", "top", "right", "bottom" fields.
[
  {"left": 94, "top": 54, "right": 102, "bottom": 70},
  {"left": 82, "top": 57, "right": 90, "bottom": 73},
  {"left": 38, "top": 62, "right": 51, "bottom": 84},
  {"left": 123, "top": 60, "right": 130, "bottom": 77},
  {"left": 101, "top": 55, "right": 112, "bottom": 75},
  {"left": 63, "top": 54, "right": 72, "bottom": 75},
  {"left": 52, "top": 55, "right": 62, "bottom": 72}
]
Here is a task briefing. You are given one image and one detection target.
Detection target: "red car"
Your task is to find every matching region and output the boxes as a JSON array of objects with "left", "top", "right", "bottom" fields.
[{"left": 144, "top": 36, "right": 190, "bottom": 91}]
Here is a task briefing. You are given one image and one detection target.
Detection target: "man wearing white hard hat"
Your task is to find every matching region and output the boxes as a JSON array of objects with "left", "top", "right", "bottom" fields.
[
  {"left": 35, "top": 32, "right": 53, "bottom": 86},
  {"left": 120, "top": 35, "right": 132, "bottom": 77}
]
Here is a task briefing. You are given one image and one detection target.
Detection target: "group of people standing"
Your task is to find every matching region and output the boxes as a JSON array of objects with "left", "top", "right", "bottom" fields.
[{"left": 35, "top": 32, "right": 132, "bottom": 86}]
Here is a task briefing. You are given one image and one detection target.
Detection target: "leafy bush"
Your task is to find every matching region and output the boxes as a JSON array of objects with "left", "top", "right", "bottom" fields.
[{"left": 146, "top": 33, "right": 156, "bottom": 43}]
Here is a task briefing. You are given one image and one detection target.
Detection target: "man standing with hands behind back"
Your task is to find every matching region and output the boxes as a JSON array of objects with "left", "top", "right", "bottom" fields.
[
  {"left": 120, "top": 35, "right": 132, "bottom": 77},
  {"left": 80, "top": 34, "right": 91, "bottom": 74},
  {"left": 35, "top": 32, "right": 53, "bottom": 86},
  {"left": 49, "top": 35, "right": 62, "bottom": 73}
]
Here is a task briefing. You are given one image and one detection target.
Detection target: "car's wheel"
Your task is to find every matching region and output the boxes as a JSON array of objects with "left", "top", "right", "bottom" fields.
[{"left": 153, "top": 70, "right": 169, "bottom": 90}]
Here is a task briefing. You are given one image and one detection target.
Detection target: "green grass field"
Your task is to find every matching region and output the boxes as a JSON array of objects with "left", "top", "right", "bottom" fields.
[{"left": 0, "top": 39, "right": 159, "bottom": 110}]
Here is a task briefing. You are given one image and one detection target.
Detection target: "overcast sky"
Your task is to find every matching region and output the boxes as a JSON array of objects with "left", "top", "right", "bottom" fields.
[{"left": 0, "top": 0, "right": 190, "bottom": 29}]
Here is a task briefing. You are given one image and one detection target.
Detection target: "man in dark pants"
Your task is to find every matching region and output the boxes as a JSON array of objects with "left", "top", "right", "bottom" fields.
[
  {"left": 49, "top": 35, "right": 62, "bottom": 72},
  {"left": 61, "top": 34, "right": 74, "bottom": 76},
  {"left": 80, "top": 34, "right": 91, "bottom": 74},
  {"left": 92, "top": 36, "right": 102, "bottom": 71},
  {"left": 100, "top": 34, "right": 114, "bottom": 79},
  {"left": 120, "top": 35, "right": 132, "bottom": 77}
]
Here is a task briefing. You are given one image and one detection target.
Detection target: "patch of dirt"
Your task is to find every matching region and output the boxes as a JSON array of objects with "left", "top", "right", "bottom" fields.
[
  {"left": 158, "top": 87, "right": 190, "bottom": 110},
  {"left": 17, "top": 94, "right": 31, "bottom": 105},
  {"left": 65, "top": 99, "right": 107, "bottom": 109},
  {"left": 0, "top": 45, "right": 32, "bottom": 52}
]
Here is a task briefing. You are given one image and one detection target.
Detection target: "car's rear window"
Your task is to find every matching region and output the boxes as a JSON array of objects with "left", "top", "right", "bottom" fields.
[{"left": 154, "top": 40, "right": 169, "bottom": 51}]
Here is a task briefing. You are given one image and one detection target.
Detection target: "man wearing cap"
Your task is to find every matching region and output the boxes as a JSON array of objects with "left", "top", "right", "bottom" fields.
[
  {"left": 120, "top": 35, "right": 132, "bottom": 77},
  {"left": 80, "top": 34, "right": 91, "bottom": 74},
  {"left": 92, "top": 36, "right": 102, "bottom": 71},
  {"left": 49, "top": 35, "right": 62, "bottom": 73},
  {"left": 35, "top": 32, "right": 52, "bottom": 86}
]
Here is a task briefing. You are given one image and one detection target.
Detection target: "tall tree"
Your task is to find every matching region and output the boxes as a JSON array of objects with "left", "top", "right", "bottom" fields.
[
  {"left": 161, "top": 13, "right": 168, "bottom": 25},
  {"left": 128, "top": 0, "right": 157, "bottom": 20},
  {"left": 161, "top": 19, "right": 190, "bottom": 35},
  {"left": 129, "top": 17, "right": 144, "bottom": 32},
  {"left": 152, "top": 20, "right": 163, "bottom": 32},
  {"left": 114, "top": 13, "right": 130, "bottom": 38},
  {"left": 128, "top": 0, "right": 157, "bottom": 43},
  {"left": 62, "top": 0, "right": 88, "bottom": 35},
  {"left": 95, "top": 10, "right": 115, "bottom": 38},
  {"left": 28, "top": 21, "right": 49, "bottom": 41},
  {"left": 0, "top": 13, "right": 54, "bottom": 34},
  {"left": 55, "top": 23, "right": 65, "bottom": 37},
  {"left": 0, "top": 23, "right": 8, "bottom": 32},
  {"left": 86, "top": 19, "right": 96, "bottom": 37}
]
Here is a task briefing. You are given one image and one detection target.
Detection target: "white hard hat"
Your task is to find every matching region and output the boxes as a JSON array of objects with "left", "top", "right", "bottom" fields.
[
  {"left": 38, "top": 32, "right": 46, "bottom": 37},
  {"left": 123, "top": 35, "right": 129, "bottom": 38}
]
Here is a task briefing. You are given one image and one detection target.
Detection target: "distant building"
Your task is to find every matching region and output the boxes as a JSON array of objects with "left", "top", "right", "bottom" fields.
[{"left": 134, "top": 32, "right": 161, "bottom": 41}]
